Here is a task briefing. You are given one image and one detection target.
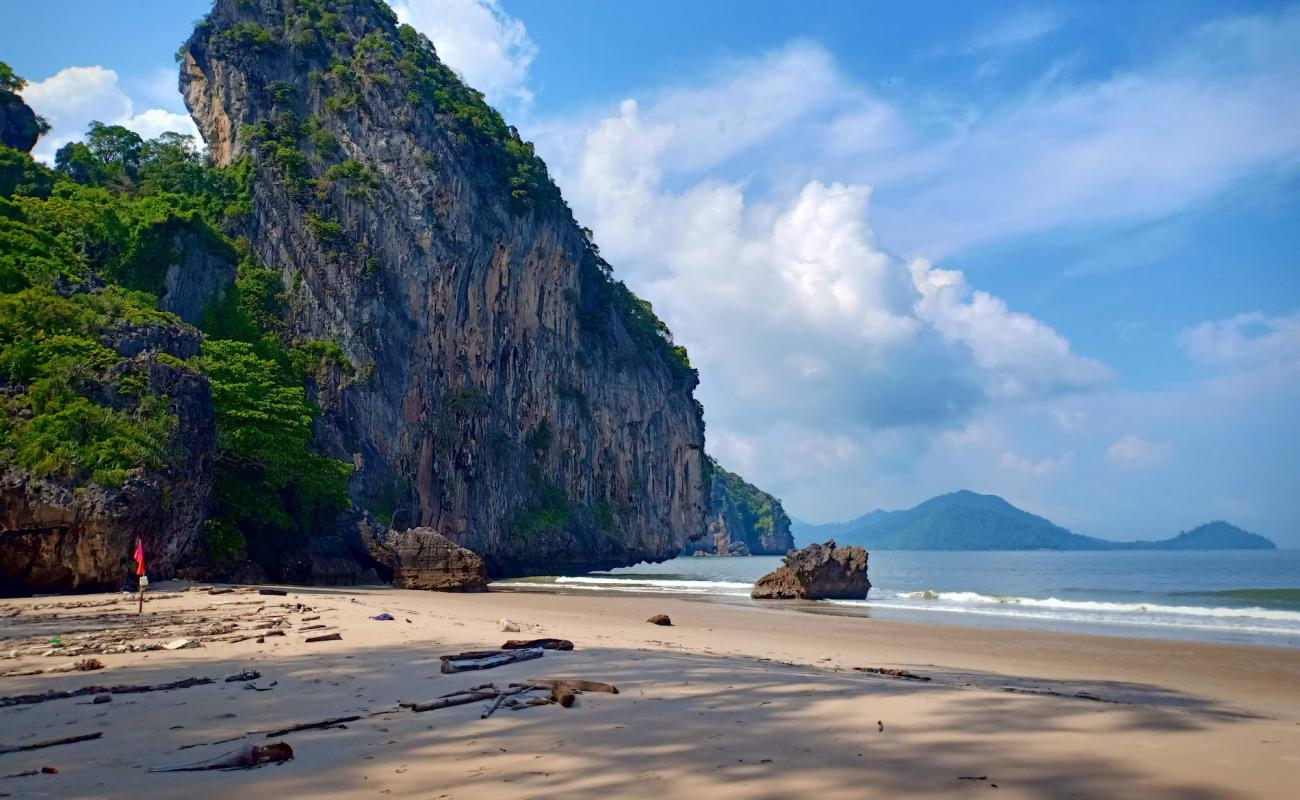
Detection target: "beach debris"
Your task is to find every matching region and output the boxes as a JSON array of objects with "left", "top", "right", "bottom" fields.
[
  {"left": 225, "top": 670, "right": 261, "bottom": 683},
  {"left": 958, "top": 776, "right": 989, "bottom": 781},
  {"left": 499, "top": 619, "right": 521, "bottom": 632},
  {"left": 855, "top": 667, "right": 931, "bottom": 682},
  {"left": 299, "top": 624, "right": 328, "bottom": 631},
  {"left": 163, "top": 638, "right": 198, "bottom": 650},
  {"left": 646, "top": 614, "right": 672, "bottom": 626},
  {"left": 521, "top": 678, "right": 619, "bottom": 708},
  {"left": 243, "top": 683, "right": 275, "bottom": 692},
  {"left": 305, "top": 632, "right": 342, "bottom": 643},
  {"left": 148, "top": 742, "right": 293, "bottom": 772},
  {"left": 92, "top": 694, "right": 112, "bottom": 704},
  {"left": 4, "top": 768, "right": 38, "bottom": 777},
  {"left": 0, "top": 732, "right": 102, "bottom": 756},
  {"left": 877, "top": 721, "right": 884, "bottom": 732},
  {"left": 256, "top": 716, "right": 361, "bottom": 737},
  {"left": 1, "top": 657, "right": 106, "bottom": 678},
  {"left": 402, "top": 687, "right": 502, "bottom": 712},
  {"left": 403, "top": 678, "right": 619, "bottom": 715},
  {"left": 41, "top": 766, "right": 58, "bottom": 774},
  {"left": 502, "top": 638, "right": 573, "bottom": 651},
  {"left": 371, "top": 613, "right": 395, "bottom": 621},
  {"left": 208, "top": 588, "right": 235, "bottom": 595},
  {"left": 440, "top": 647, "right": 543, "bottom": 674},
  {"left": 0, "top": 676, "right": 213, "bottom": 708},
  {"left": 258, "top": 589, "right": 288, "bottom": 597}
]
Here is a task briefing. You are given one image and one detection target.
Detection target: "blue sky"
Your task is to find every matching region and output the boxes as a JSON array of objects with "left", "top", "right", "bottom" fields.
[{"left": 3, "top": 1, "right": 1298, "bottom": 544}]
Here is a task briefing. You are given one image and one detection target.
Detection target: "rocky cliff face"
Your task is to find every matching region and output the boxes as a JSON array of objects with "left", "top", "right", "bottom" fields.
[
  {"left": 0, "top": 82, "right": 43, "bottom": 153},
  {"left": 0, "top": 323, "right": 216, "bottom": 596},
  {"left": 685, "top": 459, "right": 793, "bottom": 556},
  {"left": 181, "top": 0, "right": 707, "bottom": 575}
]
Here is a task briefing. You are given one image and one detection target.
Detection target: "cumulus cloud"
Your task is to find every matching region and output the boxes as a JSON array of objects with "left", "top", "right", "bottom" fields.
[
  {"left": 532, "top": 53, "right": 1110, "bottom": 516},
  {"left": 22, "top": 65, "right": 199, "bottom": 164},
  {"left": 391, "top": 0, "right": 536, "bottom": 109},
  {"left": 1107, "top": 435, "right": 1172, "bottom": 468},
  {"left": 1180, "top": 311, "right": 1300, "bottom": 371}
]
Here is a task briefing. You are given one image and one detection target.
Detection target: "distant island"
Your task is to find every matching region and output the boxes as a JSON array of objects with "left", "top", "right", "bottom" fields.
[{"left": 792, "top": 491, "right": 1277, "bottom": 551}]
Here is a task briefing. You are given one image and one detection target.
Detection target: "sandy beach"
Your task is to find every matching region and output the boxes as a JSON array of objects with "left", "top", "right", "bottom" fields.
[{"left": 1, "top": 584, "right": 1297, "bottom": 799}]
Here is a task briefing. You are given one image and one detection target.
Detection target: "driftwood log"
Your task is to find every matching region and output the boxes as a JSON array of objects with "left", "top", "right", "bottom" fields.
[
  {"left": 502, "top": 638, "right": 573, "bottom": 651},
  {"left": 256, "top": 716, "right": 361, "bottom": 737},
  {"left": 0, "top": 676, "right": 213, "bottom": 708},
  {"left": 439, "top": 647, "right": 543, "bottom": 674},
  {"left": 0, "top": 732, "right": 102, "bottom": 756},
  {"left": 149, "top": 742, "right": 294, "bottom": 772}
]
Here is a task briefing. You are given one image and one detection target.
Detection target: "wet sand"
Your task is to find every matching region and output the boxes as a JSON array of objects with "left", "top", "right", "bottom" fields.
[{"left": 1, "top": 583, "right": 1298, "bottom": 798}]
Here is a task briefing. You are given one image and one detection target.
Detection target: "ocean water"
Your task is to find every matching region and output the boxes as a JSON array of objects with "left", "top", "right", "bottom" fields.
[{"left": 498, "top": 550, "right": 1300, "bottom": 649}]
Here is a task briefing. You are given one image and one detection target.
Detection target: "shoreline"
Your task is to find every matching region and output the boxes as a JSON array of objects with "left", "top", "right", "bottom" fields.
[
  {"left": 2, "top": 583, "right": 1298, "bottom": 798},
  {"left": 492, "top": 578, "right": 1300, "bottom": 651}
]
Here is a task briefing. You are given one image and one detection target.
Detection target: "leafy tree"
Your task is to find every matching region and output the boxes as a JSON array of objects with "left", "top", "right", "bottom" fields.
[
  {"left": 85, "top": 122, "right": 144, "bottom": 180},
  {"left": 54, "top": 141, "right": 108, "bottom": 185}
]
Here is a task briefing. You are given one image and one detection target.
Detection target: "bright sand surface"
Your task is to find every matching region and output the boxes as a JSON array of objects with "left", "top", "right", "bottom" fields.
[{"left": 1, "top": 583, "right": 1298, "bottom": 799}]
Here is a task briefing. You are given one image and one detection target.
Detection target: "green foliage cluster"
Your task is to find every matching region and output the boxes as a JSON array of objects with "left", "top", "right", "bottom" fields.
[
  {"left": 0, "top": 103, "right": 352, "bottom": 563},
  {"left": 323, "top": 159, "right": 379, "bottom": 200},
  {"left": 0, "top": 284, "right": 178, "bottom": 487},
  {"left": 709, "top": 457, "right": 790, "bottom": 543},
  {"left": 199, "top": 339, "right": 351, "bottom": 558},
  {"left": 576, "top": 247, "right": 697, "bottom": 389},
  {"left": 524, "top": 417, "right": 552, "bottom": 452},
  {"left": 506, "top": 477, "right": 571, "bottom": 543},
  {"left": 223, "top": 21, "right": 278, "bottom": 51},
  {"left": 392, "top": 22, "right": 559, "bottom": 210}
]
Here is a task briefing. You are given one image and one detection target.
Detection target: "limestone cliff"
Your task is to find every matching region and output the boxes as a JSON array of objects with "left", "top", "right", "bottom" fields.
[
  {"left": 180, "top": 0, "right": 708, "bottom": 575},
  {"left": 684, "top": 458, "right": 794, "bottom": 556}
]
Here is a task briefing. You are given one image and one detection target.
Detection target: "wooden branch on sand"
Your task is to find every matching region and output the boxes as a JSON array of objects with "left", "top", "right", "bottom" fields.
[
  {"left": 254, "top": 716, "right": 361, "bottom": 737},
  {"left": 0, "top": 677, "right": 213, "bottom": 708},
  {"left": 401, "top": 690, "right": 500, "bottom": 712},
  {"left": 0, "top": 732, "right": 102, "bottom": 756}
]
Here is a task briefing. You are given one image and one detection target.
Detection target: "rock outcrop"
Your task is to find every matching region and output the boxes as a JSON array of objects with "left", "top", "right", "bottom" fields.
[
  {"left": 0, "top": 326, "right": 216, "bottom": 596},
  {"left": 0, "top": 78, "right": 43, "bottom": 153},
  {"left": 181, "top": 0, "right": 708, "bottom": 576},
  {"left": 684, "top": 458, "right": 793, "bottom": 556},
  {"left": 361, "top": 526, "right": 489, "bottom": 591},
  {"left": 751, "top": 540, "right": 870, "bottom": 600}
]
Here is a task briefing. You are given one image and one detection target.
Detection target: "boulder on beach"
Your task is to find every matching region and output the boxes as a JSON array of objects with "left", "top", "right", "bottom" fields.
[
  {"left": 361, "top": 526, "right": 489, "bottom": 592},
  {"left": 751, "top": 540, "right": 870, "bottom": 600}
]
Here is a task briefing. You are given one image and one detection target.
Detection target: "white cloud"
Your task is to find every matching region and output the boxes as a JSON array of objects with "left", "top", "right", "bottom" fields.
[
  {"left": 391, "top": 0, "right": 536, "bottom": 109},
  {"left": 1107, "top": 435, "right": 1172, "bottom": 468},
  {"left": 910, "top": 258, "right": 1111, "bottom": 398},
  {"left": 536, "top": 49, "right": 1109, "bottom": 515},
  {"left": 22, "top": 65, "right": 199, "bottom": 164},
  {"left": 1180, "top": 310, "right": 1300, "bottom": 371},
  {"left": 966, "top": 9, "right": 1064, "bottom": 53},
  {"left": 1000, "top": 450, "right": 1072, "bottom": 477}
]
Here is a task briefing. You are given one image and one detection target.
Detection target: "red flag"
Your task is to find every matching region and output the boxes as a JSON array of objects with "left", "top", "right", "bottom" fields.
[{"left": 133, "top": 539, "right": 145, "bottom": 577}]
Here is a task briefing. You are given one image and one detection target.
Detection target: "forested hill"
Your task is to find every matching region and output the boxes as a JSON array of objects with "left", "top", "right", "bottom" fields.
[{"left": 792, "top": 491, "right": 1276, "bottom": 551}]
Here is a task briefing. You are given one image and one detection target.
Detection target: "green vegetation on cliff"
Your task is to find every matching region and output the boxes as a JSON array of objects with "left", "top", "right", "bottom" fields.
[{"left": 0, "top": 60, "right": 351, "bottom": 563}]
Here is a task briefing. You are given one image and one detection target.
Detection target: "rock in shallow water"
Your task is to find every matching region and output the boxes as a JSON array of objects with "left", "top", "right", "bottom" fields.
[{"left": 751, "top": 540, "right": 870, "bottom": 600}]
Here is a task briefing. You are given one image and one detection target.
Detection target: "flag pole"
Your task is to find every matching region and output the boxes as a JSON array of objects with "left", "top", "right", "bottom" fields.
[{"left": 134, "top": 538, "right": 147, "bottom": 615}]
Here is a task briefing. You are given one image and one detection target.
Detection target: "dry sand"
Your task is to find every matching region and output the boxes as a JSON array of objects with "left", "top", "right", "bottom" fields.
[{"left": 1, "top": 583, "right": 1298, "bottom": 799}]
